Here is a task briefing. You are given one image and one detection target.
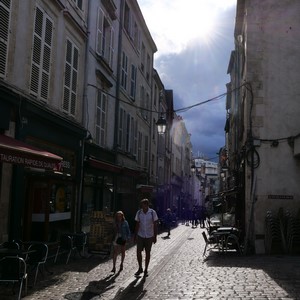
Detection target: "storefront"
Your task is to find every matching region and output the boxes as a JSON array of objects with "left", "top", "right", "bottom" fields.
[
  {"left": 0, "top": 93, "right": 85, "bottom": 243},
  {"left": 81, "top": 143, "right": 145, "bottom": 235}
]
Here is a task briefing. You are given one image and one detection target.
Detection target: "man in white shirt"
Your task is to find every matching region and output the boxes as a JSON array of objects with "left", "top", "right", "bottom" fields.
[{"left": 134, "top": 198, "right": 158, "bottom": 277}]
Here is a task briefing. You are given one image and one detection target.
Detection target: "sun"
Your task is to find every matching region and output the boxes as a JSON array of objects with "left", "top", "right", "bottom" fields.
[
  {"left": 178, "top": 3, "right": 218, "bottom": 43},
  {"left": 139, "top": 0, "right": 221, "bottom": 54}
]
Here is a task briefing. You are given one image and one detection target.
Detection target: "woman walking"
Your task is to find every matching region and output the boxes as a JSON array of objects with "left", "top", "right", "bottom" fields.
[{"left": 111, "top": 211, "right": 131, "bottom": 273}]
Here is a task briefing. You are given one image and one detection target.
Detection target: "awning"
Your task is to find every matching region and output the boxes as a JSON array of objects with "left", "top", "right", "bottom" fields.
[
  {"left": 88, "top": 158, "right": 122, "bottom": 173},
  {"left": 0, "top": 134, "right": 63, "bottom": 170}
]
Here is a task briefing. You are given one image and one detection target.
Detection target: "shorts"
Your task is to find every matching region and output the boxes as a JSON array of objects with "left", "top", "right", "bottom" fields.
[{"left": 136, "top": 235, "right": 153, "bottom": 253}]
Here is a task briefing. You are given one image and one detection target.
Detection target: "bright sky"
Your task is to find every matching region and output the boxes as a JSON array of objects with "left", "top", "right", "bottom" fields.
[
  {"left": 137, "top": 0, "right": 237, "bottom": 159},
  {"left": 139, "top": 0, "right": 236, "bottom": 55}
]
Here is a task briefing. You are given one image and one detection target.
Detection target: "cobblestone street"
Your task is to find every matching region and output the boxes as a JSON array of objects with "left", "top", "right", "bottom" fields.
[{"left": 1, "top": 224, "right": 300, "bottom": 299}]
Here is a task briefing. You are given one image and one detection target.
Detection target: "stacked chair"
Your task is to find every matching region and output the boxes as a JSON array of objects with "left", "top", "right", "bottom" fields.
[
  {"left": 264, "top": 210, "right": 282, "bottom": 254},
  {"left": 286, "top": 208, "right": 300, "bottom": 254},
  {"left": 265, "top": 208, "right": 300, "bottom": 254}
]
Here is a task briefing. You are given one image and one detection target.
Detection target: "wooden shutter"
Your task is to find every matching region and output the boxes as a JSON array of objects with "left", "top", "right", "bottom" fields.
[{"left": 0, "top": 0, "right": 11, "bottom": 77}]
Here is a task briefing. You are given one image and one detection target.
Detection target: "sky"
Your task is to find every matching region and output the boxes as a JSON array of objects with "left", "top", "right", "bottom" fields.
[{"left": 137, "top": 0, "right": 237, "bottom": 161}]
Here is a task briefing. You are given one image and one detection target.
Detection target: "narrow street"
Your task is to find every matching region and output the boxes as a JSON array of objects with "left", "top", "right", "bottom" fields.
[{"left": 2, "top": 224, "right": 300, "bottom": 300}]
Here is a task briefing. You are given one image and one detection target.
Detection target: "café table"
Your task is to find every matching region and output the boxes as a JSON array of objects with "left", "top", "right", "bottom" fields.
[
  {"left": 210, "top": 227, "right": 240, "bottom": 253},
  {"left": 0, "top": 247, "right": 36, "bottom": 259}
]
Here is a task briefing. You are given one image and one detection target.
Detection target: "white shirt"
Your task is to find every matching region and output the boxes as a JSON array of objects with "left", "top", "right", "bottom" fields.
[{"left": 135, "top": 208, "right": 158, "bottom": 238}]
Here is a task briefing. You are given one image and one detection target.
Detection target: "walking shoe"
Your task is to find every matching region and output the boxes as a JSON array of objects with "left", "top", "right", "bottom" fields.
[
  {"left": 135, "top": 268, "right": 143, "bottom": 275},
  {"left": 111, "top": 267, "right": 116, "bottom": 273},
  {"left": 143, "top": 270, "right": 148, "bottom": 277}
]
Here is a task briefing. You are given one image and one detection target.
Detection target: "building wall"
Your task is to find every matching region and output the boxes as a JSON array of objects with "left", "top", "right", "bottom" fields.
[
  {"left": 0, "top": 0, "right": 88, "bottom": 242},
  {"left": 85, "top": 0, "right": 118, "bottom": 149},
  {"left": 231, "top": 0, "right": 300, "bottom": 252}
]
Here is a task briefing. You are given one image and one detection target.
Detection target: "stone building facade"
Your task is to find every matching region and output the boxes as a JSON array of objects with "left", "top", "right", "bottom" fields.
[{"left": 226, "top": 0, "right": 300, "bottom": 253}]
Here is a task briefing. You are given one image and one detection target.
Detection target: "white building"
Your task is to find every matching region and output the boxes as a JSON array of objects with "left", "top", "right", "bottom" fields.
[{"left": 227, "top": 0, "right": 300, "bottom": 254}]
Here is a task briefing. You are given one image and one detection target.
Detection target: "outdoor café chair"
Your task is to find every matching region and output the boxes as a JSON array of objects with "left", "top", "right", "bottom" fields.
[
  {"left": 1, "top": 241, "right": 20, "bottom": 250},
  {"left": 26, "top": 243, "right": 48, "bottom": 286},
  {"left": 72, "top": 232, "right": 87, "bottom": 257},
  {"left": 54, "top": 235, "right": 76, "bottom": 264},
  {"left": 202, "top": 231, "right": 218, "bottom": 256},
  {"left": 0, "top": 256, "right": 28, "bottom": 299}
]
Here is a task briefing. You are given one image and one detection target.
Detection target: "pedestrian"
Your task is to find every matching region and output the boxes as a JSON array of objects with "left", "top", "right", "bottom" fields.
[
  {"left": 134, "top": 198, "right": 158, "bottom": 277},
  {"left": 164, "top": 208, "right": 173, "bottom": 237},
  {"left": 111, "top": 211, "right": 131, "bottom": 273}
]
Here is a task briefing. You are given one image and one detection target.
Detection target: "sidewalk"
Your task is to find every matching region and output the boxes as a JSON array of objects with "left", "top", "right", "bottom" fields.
[{"left": 1, "top": 223, "right": 300, "bottom": 299}]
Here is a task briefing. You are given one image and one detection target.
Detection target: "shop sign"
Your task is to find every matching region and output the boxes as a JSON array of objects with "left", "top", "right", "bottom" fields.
[
  {"left": 0, "top": 153, "right": 59, "bottom": 170},
  {"left": 267, "top": 195, "right": 294, "bottom": 200}
]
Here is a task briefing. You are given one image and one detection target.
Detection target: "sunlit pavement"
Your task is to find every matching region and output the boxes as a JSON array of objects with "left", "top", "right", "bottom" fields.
[{"left": 2, "top": 223, "right": 300, "bottom": 299}]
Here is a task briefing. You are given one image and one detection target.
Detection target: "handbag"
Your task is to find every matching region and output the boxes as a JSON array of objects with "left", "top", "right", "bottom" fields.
[{"left": 116, "top": 237, "right": 126, "bottom": 245}]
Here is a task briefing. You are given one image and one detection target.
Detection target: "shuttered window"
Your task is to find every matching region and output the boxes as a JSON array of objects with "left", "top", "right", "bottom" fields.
[
  {"left": 0, "top": 0, "right": 11, "bottom": 78},
  {"left": 63, "top": 39, "right": 79, "bottom": 116},
  {"left": 130, "top": 64, "right": 136, "bottom": 100},
  {"left": 137, "top": 132, "right": 142, "bottom": 165},
  {"left": 30, "top": 6, "right": 53, "bottom": 101},
  {"left": 72, "top": 0, "right": 83, "bottom": 11},
  {"left": 96, "top": 7, "right": 114, "bottom": 68},
  {"left": 121, "top": 51, "right": 128, "bottom": 90},
  {"left": 95, "top": 90, "right": 107, "bottom": 147},
  {"left": 143, "top": 135, "right": 149, "bottom": 168},
  {"left": 118, "top": 107, "right": 126, "bottom": 150}
]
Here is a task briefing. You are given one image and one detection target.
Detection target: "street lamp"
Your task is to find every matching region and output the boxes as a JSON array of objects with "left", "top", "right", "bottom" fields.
[
  {"left": 156, "top": 116, "right": 167, "bottom": 135},
  {"left": 191, "top": 163, "right": 196, "bottom": 173}
]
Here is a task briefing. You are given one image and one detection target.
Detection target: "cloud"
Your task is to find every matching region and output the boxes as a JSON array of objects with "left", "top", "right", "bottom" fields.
[
  {"left": 137, "top": 0, "right": 236, "bottom": 160},
  {"left": 139, "top": 0, "right": 236, "bottom": 56}
]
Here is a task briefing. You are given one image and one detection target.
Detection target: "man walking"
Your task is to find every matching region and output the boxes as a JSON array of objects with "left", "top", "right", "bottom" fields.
[{"left": 134, "top": 198, "right": 158, "bottom": 277}]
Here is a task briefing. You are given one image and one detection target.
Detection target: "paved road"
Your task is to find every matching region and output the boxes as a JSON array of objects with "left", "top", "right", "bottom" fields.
[{"left": 2, "top": 224, "right": 300, "bottom": 299}]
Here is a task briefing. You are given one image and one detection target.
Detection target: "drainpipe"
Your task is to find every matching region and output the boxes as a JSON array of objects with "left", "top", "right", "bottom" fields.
[
  {"left": 114, "top": 0, "right": 124, "bottom": 151},
  {"left": 77, "top": 0, "right": 90, "bottom": 232},
  {"left": 112, "top": 0, "right": 124, "bottom": 211}
]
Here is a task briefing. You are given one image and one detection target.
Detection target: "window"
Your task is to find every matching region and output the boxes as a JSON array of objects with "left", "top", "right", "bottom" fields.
[
  {"left": 141, "top": 42, "right": 145, "bottom": 72},
  {"left": 118, "top": 107, "right": 126, "bottom": 150},
  {"left": 130, "top": 64, "right": 136, "bottom": 100},
  {"left": 145, "top": 92, "right": 150, "bottom": 120},
  {"left": 152, "top": 118, "right": 156, "bottom": 140},
  {"left": 30, "top": 6, "right": 53, "bottom": 101},
  {"left": 129, "top": 115, "right": 135, "bottom": 153},
  {"left": 95, "top": 91, "right": 107, "bottom": 147},
  {"left": 154, "top": 84, "right": 157, "bottom": 107},
  {"left": 0, "top": 0, "right": 11, "bottom": 78},
  {"left": 133, "top": 20, "right": 140, "bottom": 50},
  {"left": 140, "top": 88, "right": 150, "bottom": 121},
  {"left": 143, "top": 135, "right": 149, "bottom": 168},
  {"left": 62, "top": 39, "right": 79, "bottom": 116},
  {"left": 96, "top": 8, "right": 114, "bottom": 68},
  {"left": 137, "top": 132, "right": 142, "bottom": 165},
  {"left": 118, "top": 108, "right": 136, "bottom": 154},
  {"left": 140, "top": 85, "right": 145, "bottom": 118},
  {"left": 151, "top": 154, "right": 154, "bottom": 175},
  {"left": 124, "top": 2, "right": 130, "bottom": 35},
  {"left": 72, "top": 0, "right": 83, "bottom": 10},
  {"left": 133, "top": 119, "right": 138, "bottom": 157},
  {"left": 146, "top": 53, "right": 150, "bottom": 81},
  {"left": 121, "top": 51, "right": 128, "bottom": 90}
]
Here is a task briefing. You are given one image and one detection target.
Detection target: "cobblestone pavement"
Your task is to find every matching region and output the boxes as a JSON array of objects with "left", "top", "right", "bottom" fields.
[{"left": 1, "top": 224, "right": 300, "bottom": 299}]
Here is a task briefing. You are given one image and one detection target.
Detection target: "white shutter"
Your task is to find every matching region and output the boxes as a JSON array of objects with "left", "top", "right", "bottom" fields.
[
  {"left": 96, "top": 91, "right": 106, "bottom": 147},
  {"left": 40, "top": 17, "right": 52, "bottom": 100},
  {"left": 96, "top": 8, "right": 104, "bottom": 56},
  {"left": 133, "top": 119, "right": 138, "bottom": 157},
  {"left": 109, "top": 26, "right": 114, "bottom": 67},
  {"left": 0, "top": 0, "right": 11, "bottom": 77},
  {"left": 63, "top": 39, "right": 78, "bottom": 116},
  {"left": 30, "top": 6, "right": 53, "bottom": 101}
]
